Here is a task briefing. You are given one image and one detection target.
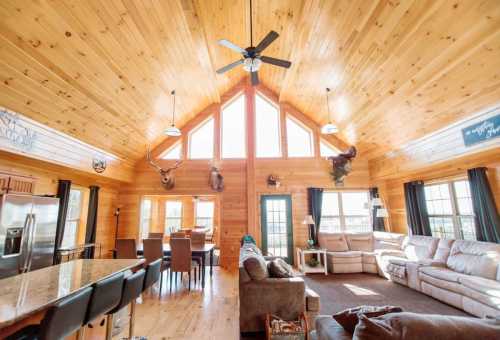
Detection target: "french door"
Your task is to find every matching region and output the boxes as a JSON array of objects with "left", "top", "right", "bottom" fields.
[{"left": 260, "top": 195, "right": 293, "bottom": 264}]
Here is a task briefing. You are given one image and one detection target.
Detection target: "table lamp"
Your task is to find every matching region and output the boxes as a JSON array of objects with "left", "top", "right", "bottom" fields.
[{"left": 302, "top": 215, "right": 316, "bottom": 248}]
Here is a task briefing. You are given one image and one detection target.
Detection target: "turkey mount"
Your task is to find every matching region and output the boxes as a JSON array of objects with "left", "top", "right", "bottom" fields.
[{"left": 215, "top": 0, "right": 292, "bottom": 86}]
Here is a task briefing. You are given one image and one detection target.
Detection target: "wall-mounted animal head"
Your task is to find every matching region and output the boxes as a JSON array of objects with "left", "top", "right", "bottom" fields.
[
  {"left": 328, "top": 146, "right": 357, "bottom": 186},
  {"left": 147, "top": 147, "right": 182, "bottom": 190},
  {"left": 209, "top": 166, "right": 224, "bottom": 192}
]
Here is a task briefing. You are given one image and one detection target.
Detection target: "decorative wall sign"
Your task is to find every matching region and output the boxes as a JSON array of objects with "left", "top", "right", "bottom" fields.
[
  {"left": 462, "top": 114, "right": 500, "bottom": 147},
  {"left": 92, "top": 158, "right": 107, "bottom": 173},
  {"left": 0, "top": 109, "right": 37, "bottom": 150}
]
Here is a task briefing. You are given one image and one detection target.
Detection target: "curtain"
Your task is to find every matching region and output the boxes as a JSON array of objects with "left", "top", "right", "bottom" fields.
[
  {"left": 307, "top": 188, "right": 323, "bottom": 246},
  {"left": 467, "top": 168, "right": 500, "bottom": 243},
  {"left": 369, "top": 187, "right": 386, "bottom": 231},
  {"left": 85, "top": 186, "right": 100, "bottom": 258},
  {"left": 404, "top": 181, "right": 432, "bottom": 236},
  {"left": 54, "top": 180, "right": 71, "bottom": 264}
]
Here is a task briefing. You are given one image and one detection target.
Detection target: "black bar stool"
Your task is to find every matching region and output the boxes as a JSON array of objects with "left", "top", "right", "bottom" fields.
[
  {"left": 7, "top": 287, "right": 93, "bottom": 340},
  {"left": 143, "top": 258, "right": 162, "bottom": 296},
  {"left": 76, "top": 272, "right": 125, "bottom": 339},
  {"left": 105, "top": 269, "right": 145, "bottom": 340}
]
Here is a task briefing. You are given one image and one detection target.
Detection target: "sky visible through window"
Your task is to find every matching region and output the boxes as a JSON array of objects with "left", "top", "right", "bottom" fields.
[
  {"left": 222, "top": 94, "right": 246, "bottom": 158},
  {"left": 189, "top": 117, "right": 214, "bottom": 159},
  {"left": 255, "top": 94, "right": 281, "bottom": 158},
  {"left": 161, "top": 142, "right": 181, "bottom": 159},
  {"left": 286, "top": 116, "right": 313, "bottom": 157}
]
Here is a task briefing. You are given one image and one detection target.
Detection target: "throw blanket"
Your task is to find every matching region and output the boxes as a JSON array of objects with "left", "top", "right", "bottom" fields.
[{"left": 387, "top": 263, "right": 406, "bottom": 279}]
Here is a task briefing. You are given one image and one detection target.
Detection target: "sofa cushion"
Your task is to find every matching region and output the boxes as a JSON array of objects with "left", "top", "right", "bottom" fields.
[
  {"left": 447, "top": 240, "right": 500, "bottom": 280},
  {"left": 433, "top": 238, "right": 455, "bottom": 263},
  {"left": 459, "top": 276, "right": 500, "bottom": 299},
  {"left": 419, "top": 266, "right": 468, "bottom": 283},
  {"left": 267, "top": 258, "right": 294, "bottom": 278},
  {"left": 327, "top": 252, "right": 362, "bottom": 265},
  {"left": 243, "top": 254, "right": 269, "bottom": 280},
  {"left": 345, "top": 233, "right": 373, "bottom": 252},
  {"left": 402, "top": 235, "right": 439, "bottom": 261},
  {"left": 361, "top": 252, "right": 377, "bottom": 264},
  {"left": 461, "top": 285, "right": 500, "bottom": 311},
  {"left": 315, "top": 316, "right": 351, "bottom": 340},
  {"left": 319, "top": 233, "right": 349, "bottom": 252},
  {"left": 419, "top": 272, "right": 464, "bottom": 295},
  {"left": 388, "top": 257, "right": 410, "bottom": 267},
  {"left": 373, "top": 231, "right": 405, "bottom": 250},
  {"left": 332, "top": 305, "right": 403, "bottom": 334},
  {"left": 353, "top": 312, "right": 500, "bottom": 340},
  {"left": 327, "top": 251, "right": 362, "bottom": 258}
]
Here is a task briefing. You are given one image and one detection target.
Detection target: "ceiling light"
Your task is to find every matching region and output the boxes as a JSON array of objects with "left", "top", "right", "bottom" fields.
[
  {"left": 321, "top": 87, "right": 338, "bottom": 135},
  {"left": 243, "top": 57, "right": 262, "bottom": 72},
  {"left": 165, "top": 90, "right": 182, "bottom": 137}
]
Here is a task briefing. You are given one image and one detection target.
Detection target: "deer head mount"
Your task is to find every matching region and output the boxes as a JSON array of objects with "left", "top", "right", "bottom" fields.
[
  {"left": 209, "top": 166, "right": 224, "bottom": 192},
  {"left": 328, "top": 146, "right": 357, "bottom": 187},
  {"left": 147, "top": 147, "right": 182, "bottom": 190}
]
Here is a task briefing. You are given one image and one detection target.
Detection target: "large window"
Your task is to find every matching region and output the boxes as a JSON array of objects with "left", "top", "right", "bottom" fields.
[
  {"left": 424, "top": 180, "right": 476, "bottom": 240},
  {"left": 140, "top": 199, "right": 152, "bottom": 240},
  {"left": 255, "top": 93, "right": 281, "bottom": 158},
  {"left": 188, "top": 117, "right": 214, "bottom": 159},
  {"left": 160, "top": 141, "right": 181, "bottom": 160},
  {"left": 320, "top": 140, "right": 339, "bottom": 157},
  {"left": 195, "top": 201, "right": 215, "bottom": 229},
  {"left": 221, "top": 94, "right": 246, "bottom": 158},
  {"left": 165, "top": 201, "right": 183, "bottom": 235},
  {"left": 320, "top": 191, "right": 371, "bottom": 233},
  {"left": 286, "top": 116, "right": 314, "bottom": 157},
  {"left": 61, "top": 189, "right": 83, "bottom": 248}
]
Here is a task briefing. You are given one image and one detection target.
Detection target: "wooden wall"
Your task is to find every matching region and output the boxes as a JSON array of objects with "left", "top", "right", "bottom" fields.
[{"left": 0, "top": 149, "right": 121, "bottom": 256}]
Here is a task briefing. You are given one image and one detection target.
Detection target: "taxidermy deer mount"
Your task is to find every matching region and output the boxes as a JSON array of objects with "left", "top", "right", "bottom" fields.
[
  {"left": 328, "top": 146, "right": 357, "bottom": 187},
  {"left": 146, "top": 147, "right": 182, "bottom": 190},
  {"left": 209, "top": 166, "right": 224, "bottom": 192}
]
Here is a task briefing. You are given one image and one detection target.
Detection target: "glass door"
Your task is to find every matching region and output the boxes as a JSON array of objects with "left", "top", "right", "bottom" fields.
[{"left": 260, "top": 195, "right": 293, "bottom": 264}]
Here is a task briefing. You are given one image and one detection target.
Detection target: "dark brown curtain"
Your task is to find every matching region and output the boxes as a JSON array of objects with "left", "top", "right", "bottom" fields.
[
  {"left": 369, "top": 187, "right": 386, "bottom": 231},
  {"left": 85, "top": 186, "right": 100, "bottom": 258},
  {"left": 404, "top": 181, "right": 432, "bottom": 236},
  {"left": 307, "top": 188, "right": 324, "bottom": 246},
  {"left": 54, "top": 180, "right": 71, "bottom": 264}
]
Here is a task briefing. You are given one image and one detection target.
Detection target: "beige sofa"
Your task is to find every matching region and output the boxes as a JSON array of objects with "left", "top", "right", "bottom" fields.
[{"left": 318, "top": 231, "right": 500, "bottom": 318}]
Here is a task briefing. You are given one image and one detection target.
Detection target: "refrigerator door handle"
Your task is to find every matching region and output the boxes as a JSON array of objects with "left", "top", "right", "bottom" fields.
[
  {"left": 19, "top": 213, "right": 32, "bottom": 273},
  {"left": 25, "top": 213, "right": 37, "bottom": 272}
]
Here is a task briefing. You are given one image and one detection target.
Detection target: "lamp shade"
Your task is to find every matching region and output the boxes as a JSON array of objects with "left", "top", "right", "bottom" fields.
[
  {"left": 165, "top": 125, "right": 181, "bottom": 137},
  {"left": 321, "top": 123, "right": 338, "bottom": 134},
  {"left": 302, "top": 215, "right": 315, "bottom": 225},
  {"left": 371, "top": 197, "right": 383, "bottom": 207},
  {"left": 376, "top": 208, "right": 389, "bottom": 218}
]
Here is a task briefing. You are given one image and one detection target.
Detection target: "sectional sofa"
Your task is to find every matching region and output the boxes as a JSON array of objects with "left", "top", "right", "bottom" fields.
[{"left": 318, "top": 231, "right": 500, "bottom": 318}]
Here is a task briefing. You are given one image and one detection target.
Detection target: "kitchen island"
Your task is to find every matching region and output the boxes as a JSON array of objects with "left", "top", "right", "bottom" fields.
[{"left": 0, "top": 259, "right": 144, "bottom": 337}]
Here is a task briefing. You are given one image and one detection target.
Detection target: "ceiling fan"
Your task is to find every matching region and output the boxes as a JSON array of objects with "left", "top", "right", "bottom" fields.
[{"left": 215, "top": 0, "right": 292, "bottom": 86}]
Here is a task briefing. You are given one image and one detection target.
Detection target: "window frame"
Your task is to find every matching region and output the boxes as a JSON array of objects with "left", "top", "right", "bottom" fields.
[
  {"left": 61, "top": 188, "right": 84, "bottom": 248},
  {"left": 255, "top": 92, "right": 282, "bottom": 159},
  {"left": 188, "top": 116, "right": 215, "bottom": 160},
  {"left": 285, "top": 115, "right": 315, "bottom": 158},
  {"left": 220, "top": 92, "right": 247, "bottom": 159},
  {"left": 194, "top": 200, "right": 215, "bottom": 230},
  {"left": 424, "top": 180, "right": 476, "bottom": 240},
  {"left": 139, "top": 198, "right": 152, "bottom": 240},
  {"left": 165, "top": 200, "right": 183, "bottom": 235},
  {"left": 320, "top": 190, "right": 372, "bottom": 233}
]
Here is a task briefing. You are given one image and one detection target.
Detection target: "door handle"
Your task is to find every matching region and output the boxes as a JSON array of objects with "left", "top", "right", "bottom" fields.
[
  {"left": 20, "top": 214, "right": 32, "bottom": 273},
  {"left": 26, "top": 214, "right": 37, "bottom": 272}
]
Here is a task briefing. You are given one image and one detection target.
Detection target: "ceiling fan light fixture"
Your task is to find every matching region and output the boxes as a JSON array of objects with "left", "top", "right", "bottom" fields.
[
  {"left": 165, "top": 125, "right": 181, "bottom": 137},
  {"left": 243, "top": 57, "right": 262, "bottom": 72},
  {"left": 321, "top": 123, "right": 338, "bottom": 135}
]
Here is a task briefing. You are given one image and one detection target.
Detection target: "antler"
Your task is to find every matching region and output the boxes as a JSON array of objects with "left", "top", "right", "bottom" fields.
[
  {"left": 146, "top": 146, "right": 163, "bottom": 173},
  {"left": 167, "top": 160, "right": 183, "bottom": 172}
]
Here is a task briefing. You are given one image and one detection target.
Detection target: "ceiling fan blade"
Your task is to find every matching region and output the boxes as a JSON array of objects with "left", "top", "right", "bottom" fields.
[
  {"left": 260, "top": 56, "right": 292, "bottom": 68},
  {"left": 251, "top": 71, "right": 259, "bottom": 86},
  {"left": 216, "top": 59, "right": 244, "bottom": 74},
  {"left": 218, "top": 39, "right": 247, "bottom": 55},
  {"left": 255, "top": 31, "right": 279, "bottom": 53}
]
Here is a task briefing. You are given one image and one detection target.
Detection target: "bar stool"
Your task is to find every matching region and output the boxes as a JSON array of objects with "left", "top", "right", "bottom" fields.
[
  {"left": 105, "top": 269, "right": 146, "bottom": 340},
  {"left": 7, "top": 287, "right": 93, "bottom": 340},
  {"left": 143, "top": 258, "right": 162, "bottom": 296},
  {"left": 76, "top": 272, "right": 125, "bottom": 340},
  {"left": 143, "top": 239, "right": 170, "bottom": 298}
]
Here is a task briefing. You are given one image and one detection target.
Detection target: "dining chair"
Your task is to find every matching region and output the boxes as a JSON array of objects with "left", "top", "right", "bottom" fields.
[
  {"left": 148, "top": 232, "right": 164, "bottom": 240},
  {"left": 115, "top": 239, "right": 138, "bottom": 259},
  {"left": 207, "top": 226, "right": 216, "bottom": 243},
  {"left": 170, "top": 231, "right": 186, "bottom": 239},
  {"left": 143, "top": 238, "right": 170, "bottom": 298},
  {"left": 190, "top": 231, "right": 205, "bottom": 281},
  {"left": 169, "top": 238, "right": 199, "bottom": 291}
]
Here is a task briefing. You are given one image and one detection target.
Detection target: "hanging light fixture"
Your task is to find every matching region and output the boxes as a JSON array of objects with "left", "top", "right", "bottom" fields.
[
  {"left": 164, "top": 90, "right": 182, "bottom": 137},
  {"left": 321, "top": 87, "right": 339, "bottom": 134}
]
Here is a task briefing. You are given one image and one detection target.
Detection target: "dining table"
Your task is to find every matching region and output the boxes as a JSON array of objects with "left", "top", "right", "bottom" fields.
[{"left": 136, "top": 243, "right": 215, "bottom": 288}]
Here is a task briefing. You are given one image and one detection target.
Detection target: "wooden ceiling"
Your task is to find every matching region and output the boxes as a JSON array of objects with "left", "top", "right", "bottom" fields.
[{"left": 0, "top": 0, "right": 499, "bottom": 162}]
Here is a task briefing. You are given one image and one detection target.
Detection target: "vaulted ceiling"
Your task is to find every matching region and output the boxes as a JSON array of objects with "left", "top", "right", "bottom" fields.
[{"left": 0, "top": 0, "right": 499, "bottom": 162}]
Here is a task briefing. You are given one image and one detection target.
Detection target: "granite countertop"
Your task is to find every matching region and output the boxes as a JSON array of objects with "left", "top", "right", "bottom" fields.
[{"left": 0, "top": 259, "right": 144, "bottom": 328}]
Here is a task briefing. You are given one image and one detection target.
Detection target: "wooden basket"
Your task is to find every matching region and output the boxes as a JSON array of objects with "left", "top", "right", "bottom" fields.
[{"left": 265, "top": 313, "right": 308, "bottom": 340}]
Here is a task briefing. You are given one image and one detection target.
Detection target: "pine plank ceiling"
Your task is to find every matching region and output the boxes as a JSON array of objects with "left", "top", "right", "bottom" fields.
[{"left": 0, "top": 0, "right": 499, "bottom": 162}]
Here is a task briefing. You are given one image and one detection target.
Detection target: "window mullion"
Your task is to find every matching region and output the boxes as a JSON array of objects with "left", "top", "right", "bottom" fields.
[
  {"left": 448, "top": 182, "right": 461, "bottom": 239},
  {"left": 338, "top": 192, "right": 346, "bottom": 232}
]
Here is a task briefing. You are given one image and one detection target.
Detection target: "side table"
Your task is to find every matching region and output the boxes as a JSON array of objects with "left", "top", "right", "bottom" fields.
[{"left": 296, "top": 247, "right": 328, "bottom": 275}]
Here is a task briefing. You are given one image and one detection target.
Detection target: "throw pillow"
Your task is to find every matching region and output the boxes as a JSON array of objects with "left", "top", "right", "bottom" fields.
[
  {"left": 333, "top": 305, "right": 403, "bottom": 334},
  {"left": 353, "top": 312, "right": 500, "bottom": 340},
  {"left": 268, "top": 258, "right": 295, "bottom": 278},
  {"left": 243, "top": 254, "right": 269, "bottom": 280}
]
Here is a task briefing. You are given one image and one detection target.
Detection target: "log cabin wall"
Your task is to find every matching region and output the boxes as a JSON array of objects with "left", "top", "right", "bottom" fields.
[
  {"left": 118, "top": 80, "right": 369, "bottom": 269},
  {"left": 0, "top": 149, "right": 121, "bottom": 257}
]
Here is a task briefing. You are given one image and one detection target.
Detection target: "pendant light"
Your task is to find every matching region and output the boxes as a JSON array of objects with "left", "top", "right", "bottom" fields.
[
  {"left": 321, "top": 87, "right": 339, "bottom": 134},
  {"left": 164, "top": 90, "right": 182, "bottom": 137}
]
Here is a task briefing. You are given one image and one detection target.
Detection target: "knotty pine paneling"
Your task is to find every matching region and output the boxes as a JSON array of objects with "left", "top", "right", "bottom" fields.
[{"left": 0, "top": 150, "right": 121, "bottom": 257}]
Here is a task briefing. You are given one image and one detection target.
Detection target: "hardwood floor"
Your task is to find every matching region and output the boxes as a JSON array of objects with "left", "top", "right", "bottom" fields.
[{"left": 116, "top": 267, "right": 239, "bottom": 340}]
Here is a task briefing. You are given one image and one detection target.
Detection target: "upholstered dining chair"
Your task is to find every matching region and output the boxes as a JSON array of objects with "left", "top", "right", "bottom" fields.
[
  {"left": 170, "top": 231, "right": 186, "bottom": 239},
  {"left": 169, "top": 238, "right": 199, "bottom": 291},
  {"left": 190, "top": 231, "right": 205, "bottom": 280},
  {"left": 148, "top": 232, "right": 164, "bottom": 240},
  {"left": 115, "top": 239, "right": 138, "bottom": 259},
  {"left": 143, "top": 238, "right": 170, "bottom": 298}
]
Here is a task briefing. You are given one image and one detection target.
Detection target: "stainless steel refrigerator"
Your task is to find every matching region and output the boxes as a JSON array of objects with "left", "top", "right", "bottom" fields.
[{"left": 0, "top": 194, "right": 59, "bottom": 279}]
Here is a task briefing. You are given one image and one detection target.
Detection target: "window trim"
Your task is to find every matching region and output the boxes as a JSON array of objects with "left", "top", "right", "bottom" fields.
[
  {"left": 255, "top": 91, "right": 283, "bottom": 159},
  {"left": 220, "top": 92, "right": 247, "bottom": 159},
  {"left": 188, "top": 116, "right": 215, "bottom": 160},
  {"left": 165, "top": 200, "right": 183, "bottom": 235},
  {"left": 285, "top": 114, "right": 315, "bottom": 158},
  {"left": 424, "top": 180, "right": 475, "bottom": 240},
  {"left": 320, "top": 190, "right": 372, "bottom": 233}
]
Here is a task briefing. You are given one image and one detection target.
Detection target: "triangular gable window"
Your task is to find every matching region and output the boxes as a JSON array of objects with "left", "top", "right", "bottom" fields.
[
  {"left": 286, "top": 116, "right": 314, "bottom": 157},
  {"left": 160, "top": 141, "right": 182, "bottom": 160},
  {"left": 188, "top": 117, "right": 214, "bottom": 159},
  {"left": 255, "top": 93, "right": 281, "bottom": 158},
  {"left": 320, "top": 139, "right": 340, "bottom": 157}
]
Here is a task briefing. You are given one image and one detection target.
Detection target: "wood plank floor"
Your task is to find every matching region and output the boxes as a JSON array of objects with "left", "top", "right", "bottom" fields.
[{"left": 115, "top": 267, "right": 240, "bottom": 340}]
